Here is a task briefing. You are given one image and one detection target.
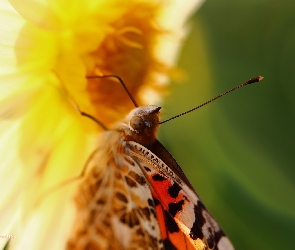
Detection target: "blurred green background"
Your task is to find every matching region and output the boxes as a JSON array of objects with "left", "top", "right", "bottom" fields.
[{"left": 159, "top": 0, "right": 295, "bottom": 249}]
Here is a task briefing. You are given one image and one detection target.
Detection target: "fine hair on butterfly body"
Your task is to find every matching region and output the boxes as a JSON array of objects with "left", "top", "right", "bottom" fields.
[{"left": 66, "top": 75, "right": 263, "bottom": 250}]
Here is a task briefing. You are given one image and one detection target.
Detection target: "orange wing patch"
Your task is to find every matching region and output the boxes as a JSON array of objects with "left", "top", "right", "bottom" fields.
[
  {"left": 128, "top": 140, "right": 234, "bottom": 250},
  {"left": 152, "top": 191, "right": 200, "bottom": 250}
]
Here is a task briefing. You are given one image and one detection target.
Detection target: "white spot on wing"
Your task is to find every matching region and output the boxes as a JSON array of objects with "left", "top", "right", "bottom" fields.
[{"left": 218, "top": 236, "right": 235, "bottom": 250}]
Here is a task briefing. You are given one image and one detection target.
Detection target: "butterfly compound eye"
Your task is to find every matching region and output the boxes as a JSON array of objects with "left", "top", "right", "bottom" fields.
[{"left": 130, "top": 115, "right": 145, "bottom": 133}]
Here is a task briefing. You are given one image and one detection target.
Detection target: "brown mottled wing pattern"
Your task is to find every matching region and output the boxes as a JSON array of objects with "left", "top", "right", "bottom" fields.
[{"left": 67, "top": 131, "right": 163, "bottom": 250}]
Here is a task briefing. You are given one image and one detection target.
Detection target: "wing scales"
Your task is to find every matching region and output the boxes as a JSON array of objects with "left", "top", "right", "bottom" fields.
[
  {"left": 127, "top": 140, "right": 234, "bottom": 250},
  {"left": 67, "top": 132, "right": 163, "bottom": 250}
]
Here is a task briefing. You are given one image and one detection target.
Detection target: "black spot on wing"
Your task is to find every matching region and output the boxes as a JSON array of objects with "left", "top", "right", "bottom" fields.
[
  {"left": 148, "top": 198, "right": 154, "bottom": 206},
  {"left": 140, "top": 207, "right": 151, "bottom": 221},
  {"left": 96, "top": 198, "right": 105, "bottom": 205},
  {"left": 153, "top": 197, "right": 160, "bottom": 206},
  {"left": 152, "top": 174, "right": 166, "bottom": 181},
  {"left": 164, "top": 210, "right": 179, "bottom": 233},
  {"left": 168, "top": 200, "right": 185, "bottom": 217},
  {"left": 189, "top": 202, "right": 206, "bottom": 240},
  {"left": 120, "top": 210, "right": 140, "bottom": 228},
  {"left": 129, "top": 170, "right": 146, "bottom": 185},
  {"left": 124, "top": 156, "right": 135, "bottom": 166},
  {"left": 149, "top": 197, "right": 159, "bottom": 218},
  {"left": 211, "top": 229, "right": 227, "bottom": 249},
  {"left": 125, "top": 175, "right": 137, "bottom": 188},
  {"left": 163, "top": 239, "right": 177, "bottom": 250},
  {"left": 168, "top": 182, "right": 181, "bottom": 198},
  {"left": 115, "top": 192, "right": 128, "bottom": 203},
  {"left": 207, "top": 233, "right": 214, "bottom": 249},
  {"left": 203, "top": 229, "right": 226, "bottom": 249}
]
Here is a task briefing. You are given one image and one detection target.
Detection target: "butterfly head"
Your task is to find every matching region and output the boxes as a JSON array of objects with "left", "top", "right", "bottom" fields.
[{"left": 123, "top": 105, "right": 161, "bottom": 146}]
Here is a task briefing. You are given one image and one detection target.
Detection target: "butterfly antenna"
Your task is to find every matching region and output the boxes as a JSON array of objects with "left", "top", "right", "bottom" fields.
[
  {"left": 87, "top": 75, "right": 138, "bottom": 107},
  {"left": 159, "top": 76, "right": 264, "bottom": 124},
  {"left": 80, "top": 111, "right": 108, "bottom": 130},
  {"left": 68, "top": 96, "right": 107, "bottom": 130}
]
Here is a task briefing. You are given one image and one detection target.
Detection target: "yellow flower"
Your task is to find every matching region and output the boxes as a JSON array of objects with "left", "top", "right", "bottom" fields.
[{"left": 0, "top": 0, "right": 204, "bottom": 249}]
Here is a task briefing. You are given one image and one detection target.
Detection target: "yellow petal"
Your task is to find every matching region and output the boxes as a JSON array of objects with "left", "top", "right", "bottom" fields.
[{"left": 0, "top": 0, "right": 205, "bottom": 249}]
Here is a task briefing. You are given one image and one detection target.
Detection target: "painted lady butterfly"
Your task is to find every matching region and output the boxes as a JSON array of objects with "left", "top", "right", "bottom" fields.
[{"left": 66, "top": 76, "right": 263, "bottom": 249}]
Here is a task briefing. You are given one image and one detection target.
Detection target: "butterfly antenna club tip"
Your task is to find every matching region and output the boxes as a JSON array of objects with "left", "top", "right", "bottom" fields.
[{"left": 245, "top": 76, "right": 264, "bottom": 85}]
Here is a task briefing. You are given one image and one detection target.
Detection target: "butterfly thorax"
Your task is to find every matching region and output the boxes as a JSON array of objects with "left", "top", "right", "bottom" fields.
[{"left": 116, "top": 105, "right": 161, "bottom": 147}]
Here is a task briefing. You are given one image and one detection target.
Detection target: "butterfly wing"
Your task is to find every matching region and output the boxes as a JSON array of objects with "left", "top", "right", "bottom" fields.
[
  {"left": 127, "top": 140, "right": 234, "bottom": 250},
  {"left": 68, "top": 105, "right": 234, "bottom": 250},
  {"left": 67, "top": 132, "right": 163, "bottom": 250}
]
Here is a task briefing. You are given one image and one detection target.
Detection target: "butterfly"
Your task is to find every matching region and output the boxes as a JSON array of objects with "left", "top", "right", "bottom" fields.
[{"left": 66, "top": 102, "right": 235, "bottom": 250}]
